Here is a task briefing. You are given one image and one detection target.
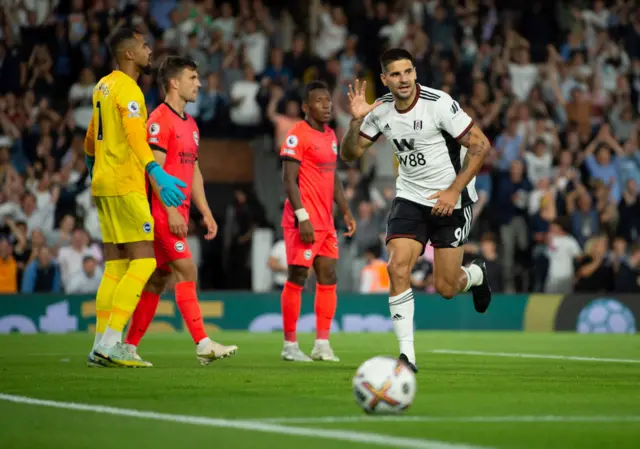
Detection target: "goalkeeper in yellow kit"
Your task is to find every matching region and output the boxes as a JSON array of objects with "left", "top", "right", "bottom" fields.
[{"left": 85, "top": 28, "right": 187, "bottom": 367}]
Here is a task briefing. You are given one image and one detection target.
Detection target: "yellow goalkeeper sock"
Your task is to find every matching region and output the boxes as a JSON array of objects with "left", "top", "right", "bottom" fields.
[
  {"left": 95, "top": 259, "right": 129, "bottom": 335},
  {"left": 107, "top": 258, "right": 157, "bottom": 333}
]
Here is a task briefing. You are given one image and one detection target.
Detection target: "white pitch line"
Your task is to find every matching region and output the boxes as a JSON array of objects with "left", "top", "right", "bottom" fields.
[
  {"left": 259, "top": 415, "right": 640, "bottom": 424},
  {"left": 0, "top": 394, "right": 489, "bottom": 449},
  {"left": 429, "top": 350, "right": 640, "bottom": 364}
]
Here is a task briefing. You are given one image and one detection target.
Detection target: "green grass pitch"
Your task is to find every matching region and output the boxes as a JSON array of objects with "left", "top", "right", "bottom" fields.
[{"left": 1, "top": 332, "right": 639, "bottom": 449}]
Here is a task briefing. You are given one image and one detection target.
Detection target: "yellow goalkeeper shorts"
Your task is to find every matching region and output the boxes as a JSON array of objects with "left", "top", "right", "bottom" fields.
[{"left": 95, "top": 192, "right": 154, "bottom": 244}]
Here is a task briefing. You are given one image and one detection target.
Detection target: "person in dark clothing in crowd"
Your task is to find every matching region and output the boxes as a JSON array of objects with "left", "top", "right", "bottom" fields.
[
  {"left": 574, "top": 235, "right": 614, "bottom": 293},
  {"left": 614, "top": 244, "right": 640, "bottom": 293},
  {"left": 21, "top": 246, "right": 61, "bottom": 293}
]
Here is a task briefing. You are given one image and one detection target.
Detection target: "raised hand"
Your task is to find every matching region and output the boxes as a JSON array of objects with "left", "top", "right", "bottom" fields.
[{"left": 347, "top": 79, "right": 382, "bottom": 120}]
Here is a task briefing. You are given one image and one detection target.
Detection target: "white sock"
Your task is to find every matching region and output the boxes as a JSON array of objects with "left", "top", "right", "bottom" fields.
[
  {"left": 100, "top": 327, "right": 122, "bottom": 348},
  {"left": 389, "top": 288, "right": 415, "bottom": 364},
  {"left": 315, "top": 339, "right": 329, "bottom": 346},
  {"left": 461, "top": 264, "right": 484, "bottom": 292},
  {"left": 93, "top": 332, "right": 103, "bottom": 351},
  {"left": 196, "top": 337, "right": 212, "bottom": 352}
]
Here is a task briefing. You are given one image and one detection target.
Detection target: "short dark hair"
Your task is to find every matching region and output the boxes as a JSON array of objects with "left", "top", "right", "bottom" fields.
[
  {"left": 107, "top": 27, "right": 139, "bottom": 58},
  {"left": 554, "top": 216, "right": 571, "bottom": 234},
  {"left": 158, "top": 55, "right": 198, "bottom": 91},
  {"left": 380, "top": 48, "right": 415, "bottom": 72},
  {"left": 303, "top": 80, "right": 329, "bottom": 102}
]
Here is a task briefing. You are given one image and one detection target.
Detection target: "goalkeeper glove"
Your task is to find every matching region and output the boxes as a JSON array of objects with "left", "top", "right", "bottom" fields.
[
  {"left": 85, "top": 155, "right": 95, "bottom": 179},
  {"left": 146, "top": 161, "right": 187, "bottom": 208}
]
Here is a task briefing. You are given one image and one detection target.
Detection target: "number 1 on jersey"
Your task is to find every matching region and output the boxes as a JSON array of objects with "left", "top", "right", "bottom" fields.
[{"left": 96, "top": 101, "right": 103, "bottom": 141}]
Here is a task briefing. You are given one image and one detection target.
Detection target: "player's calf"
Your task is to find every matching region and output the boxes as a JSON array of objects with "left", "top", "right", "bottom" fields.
[
  {"left": 434, "top": 277, "right": 458, "bottom": 300},
  {"left": 386, "top": 239, "right": 423, "bottom": 367},
  {"left": 171, "top": 258, "right": 239, "bottom": 364},
  {"left": 312, "top": 257, "right": 339, "bottom": 361}
]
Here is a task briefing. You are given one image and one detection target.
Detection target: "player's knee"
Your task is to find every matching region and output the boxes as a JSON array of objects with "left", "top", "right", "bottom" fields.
[
  {"left": 145, "top": 269, "right": 168, "bottom": 294},
  {"left": 287, "top": 266, "right": 308, "bottom": 287},
  {"left": 387, "top": 259, "right": 411, "bottom": 285},
  {"left": 316, "top": 268, "right": 337, "bottom": 285},
  {"left": 435, "top": 278, "right": 456, "bottom": 300},
  {"left": 172, "top": 259, "right": 197, "bottom": 283}
]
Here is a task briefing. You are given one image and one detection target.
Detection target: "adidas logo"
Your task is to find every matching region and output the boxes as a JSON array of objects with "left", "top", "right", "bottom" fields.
[
  {"left": 392, "top": 313, "right": 404, "bottom": 321},
  {"left": 383, "top": 124, "right": 391, "bottom": 131}
]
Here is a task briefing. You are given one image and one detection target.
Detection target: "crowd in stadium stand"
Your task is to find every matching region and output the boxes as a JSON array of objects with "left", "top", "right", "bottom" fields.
[{"left": 1, "top": 0, "right": 640, "bottom": 295}]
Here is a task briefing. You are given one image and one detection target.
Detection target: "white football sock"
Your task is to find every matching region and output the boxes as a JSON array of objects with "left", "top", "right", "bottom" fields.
[
  {"left": 389, "top": 288, "right": 415, "bottom": 364},
  {"left": 196, "top": 337, "right": 212, "bottom": 352},
  {"left": 100, "top": 327, "right": 122, "bottom": 348},
  {"left": 92, "top": 332, "right": 103, "bottom": 351},
  {"left": 461, "top": 264, "right": 484, "bottom": 292}
]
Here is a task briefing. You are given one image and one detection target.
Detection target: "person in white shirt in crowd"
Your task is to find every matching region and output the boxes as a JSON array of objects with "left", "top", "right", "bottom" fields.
[
  {"left": 267, "top": 238, "right": 287, "bottom": 290},
  {"left": 545, "top": 217, "right": 582, "bottom": 293},
  {"left": 502, "top": 32, "right": 539, "bottom": 102},
  {"left": 240, "top": 18, "right": 268, "bottom": 74},
  {"left": 524, "top": 139, "right": 554, "bottom": 187},
  {"left": 57, "top": 228, "right": 100, "bottom": 288},
  {"left": 229, "top": 65, "right": 261, "bottom": 130},
  {"left": 68, "top": 67, "right": 96, "bottom": 130},
  {"left": 212, "top": 2, "right": 237, "bottom": 43},
  {"left": 315, "top": 4, "right": 347, "bottom": 60},
  {"left": 65, "top": 255, "right": 103, "bottom": 294},
  {"left": 379, "top": 11, "right": 408, "bottom": 48},
  {"left": 25, "top": 169, "right": 54, "bottom": 209},
  {"left": 0, "top": 190, "right": 59, "bottom": 236}
]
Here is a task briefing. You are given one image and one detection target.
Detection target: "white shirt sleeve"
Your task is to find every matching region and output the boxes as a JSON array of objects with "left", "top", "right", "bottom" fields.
[
  {"left": 435, "top": 93, "right": 474, "bottom": 139},
  {"left": 359, "top": 110, "right": 381, "bottom": 141}
]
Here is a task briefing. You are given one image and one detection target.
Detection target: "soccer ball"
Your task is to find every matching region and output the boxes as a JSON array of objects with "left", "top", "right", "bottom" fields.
[
  {"left": 577, "top": 298, "right": 637, "bottom": 334},
  {"left": 352, "top": 356, "right": 416, "bottom": 414}
]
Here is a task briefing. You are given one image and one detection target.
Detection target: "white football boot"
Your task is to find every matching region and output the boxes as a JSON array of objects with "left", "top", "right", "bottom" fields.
[
  {"left": 93, "top": 342, "right": 152, "bottom": 368},
  {"left": 123, "top": 343, "right": 153, "bottom": 367},
  {"left": 310, "top": 340, "right": 340, "bottom": 362},
  {"left": 196, "top": 340, "right": 238, "bottom": 365},
  {"left": 281, "top": 341, "right": 313, "bottom": 362}
]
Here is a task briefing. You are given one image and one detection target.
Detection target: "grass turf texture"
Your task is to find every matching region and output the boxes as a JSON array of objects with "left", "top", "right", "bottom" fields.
[{"left": 0, "top": 332, "right": 639, "bottom": 449}]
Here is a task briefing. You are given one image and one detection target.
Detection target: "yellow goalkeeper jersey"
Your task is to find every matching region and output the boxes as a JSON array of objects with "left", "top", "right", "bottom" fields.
[{"left": 85, "top": 70, "right": 156, "bottom": 197}]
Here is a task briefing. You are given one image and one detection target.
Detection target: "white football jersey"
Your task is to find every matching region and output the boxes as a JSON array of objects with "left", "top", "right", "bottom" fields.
[{"left": 359, "top": 84, "right": 477, "bottom": 208}]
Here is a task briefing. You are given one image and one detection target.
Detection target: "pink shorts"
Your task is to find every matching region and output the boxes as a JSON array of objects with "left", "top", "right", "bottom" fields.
[
  {"left": 154, "top": 222, "right": 192, "bottom": 272},
  {"left": 283, "top": 227, "right": 339, "bottom": 268}
]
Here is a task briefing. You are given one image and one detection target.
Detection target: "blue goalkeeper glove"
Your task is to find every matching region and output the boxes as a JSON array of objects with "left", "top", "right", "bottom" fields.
[
  {"left": 85, "top": 155, "right": 95, "bottom": 179},
  {"left": 146, "top": 161, "right": 187, "bottom": 208}
]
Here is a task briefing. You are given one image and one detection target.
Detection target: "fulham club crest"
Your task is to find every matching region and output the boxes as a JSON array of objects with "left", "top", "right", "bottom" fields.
[{"left": 414, "top": 120, "right": 422, "bottom": 131}]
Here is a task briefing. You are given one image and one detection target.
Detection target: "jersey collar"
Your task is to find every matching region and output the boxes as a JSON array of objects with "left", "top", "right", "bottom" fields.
[
  {"left": 163, "top": 102, "right": 188, "bottom": 121},
  {"left": 395, "top": 84, "right": 420, "bottom": 114}
]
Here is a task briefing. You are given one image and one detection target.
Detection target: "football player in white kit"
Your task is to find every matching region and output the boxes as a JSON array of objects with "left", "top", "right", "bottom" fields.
[{"left": 340, "top": 48, "right": 492, "bottom": 373}]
